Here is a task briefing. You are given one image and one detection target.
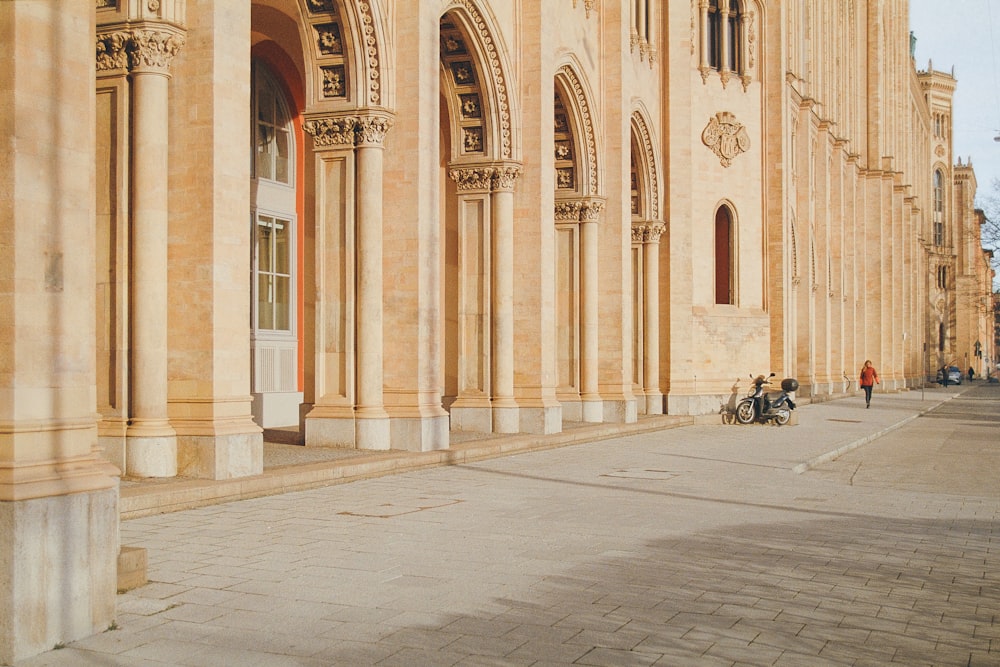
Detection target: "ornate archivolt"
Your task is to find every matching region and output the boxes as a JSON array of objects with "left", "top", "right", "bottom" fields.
[
  {"left": 440, "top": 2, "right": 516, "bottom": 161},
  {"left": 702, "top": 111, "right": 750, "bottom": 167},
  {"left": 630, "top": 110, "right": 661, "bottom": 221},
  {"left": 555, "top": 64, "right": 599, "bottom": 196},
  {"left": 299, "top": 0, "right": 386, "bottom": 109}
]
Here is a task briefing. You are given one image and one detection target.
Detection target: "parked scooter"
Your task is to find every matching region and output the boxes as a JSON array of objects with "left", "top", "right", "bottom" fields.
[{"left": 735, "top": 372, "right": 798, "bottom": 425}]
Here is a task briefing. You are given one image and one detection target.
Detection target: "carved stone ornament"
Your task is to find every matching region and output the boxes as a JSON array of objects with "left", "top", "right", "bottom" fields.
[
  {"left": 701, "top": 112, "right": 751, "bottom": 167},
  {"left": 631, "top": 222, "right": 665, "bottom": 244},
  {"left": 303, "top": 116, "right": 357, "bottom": 147},
  {"left": 96, "top": 28, "right": 184, "bottom": 74},
  {"left": 449, "top": 168, "right": 493, "bottom": 191}
]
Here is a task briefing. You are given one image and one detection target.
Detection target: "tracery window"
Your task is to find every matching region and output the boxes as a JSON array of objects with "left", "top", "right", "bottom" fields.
[{"left": 700, "top": 0, "right": 751, "bottom": 87}]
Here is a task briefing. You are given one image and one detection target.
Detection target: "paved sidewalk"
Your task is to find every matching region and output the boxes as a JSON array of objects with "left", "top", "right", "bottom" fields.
[{"left": 16, "top": 384, "right": 1000, "bottom": 666}]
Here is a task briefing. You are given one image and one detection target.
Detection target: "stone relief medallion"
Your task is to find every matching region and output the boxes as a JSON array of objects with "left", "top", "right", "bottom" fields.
[
  {"left": 935, "top": 144, "right": 946, "bottom": 157},
  {"left": 702, "top": 112, "right": 751, "bottom": 167}
]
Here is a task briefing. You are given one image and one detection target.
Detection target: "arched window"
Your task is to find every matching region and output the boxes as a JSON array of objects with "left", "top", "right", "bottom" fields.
[
  {"left": 933, "top": 169, "right": 944, "bottom": 246},
  {"left": 703, "top": 0, "right": 746, "bottom": 83},
  {"left": 707, "top": 0, "right": 722, "bottom": 70},
  {"left": 715, "top": 206, "right": 734, "bottom": 305},
  {"left": 726, "top": 0, "right": 740, "bottom": 72},
  {"left": 252, "top": 63, "right": 295, "bottom": 332}
]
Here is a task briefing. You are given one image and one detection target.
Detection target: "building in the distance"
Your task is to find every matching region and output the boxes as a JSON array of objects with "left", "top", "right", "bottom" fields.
[{"left": 1, "top": 0, "right": 996, "bottom": 661}]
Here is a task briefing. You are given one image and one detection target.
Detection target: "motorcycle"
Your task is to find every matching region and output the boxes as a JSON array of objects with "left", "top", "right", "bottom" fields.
[{"left": 735, "top": 372, "right": 798, "bottom": 426}]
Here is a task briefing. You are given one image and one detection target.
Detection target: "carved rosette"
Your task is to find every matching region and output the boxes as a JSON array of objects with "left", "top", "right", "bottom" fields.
[
  {"left": 702, "top": 112, "right": 750, "bottom": 167},
  {"left": 631, "top": 222, "right": 665, "bottom": 244},
  {"left": 357, "top": 1, "right": 382, "bottom": 105}
]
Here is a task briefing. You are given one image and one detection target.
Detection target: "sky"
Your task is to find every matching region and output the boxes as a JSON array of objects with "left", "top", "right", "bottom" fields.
[{"left": 910, "top": 0, "right": 1000, "bottom": 205}]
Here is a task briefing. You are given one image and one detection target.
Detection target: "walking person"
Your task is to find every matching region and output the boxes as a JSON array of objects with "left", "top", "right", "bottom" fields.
[{"left": 859, "top": 360, "right": 880, "bottom": 409}]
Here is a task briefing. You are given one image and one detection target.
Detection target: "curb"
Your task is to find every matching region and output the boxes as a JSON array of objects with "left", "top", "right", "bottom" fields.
[{"left": 791, "top": 397, "right": 950, "bottom": 474}]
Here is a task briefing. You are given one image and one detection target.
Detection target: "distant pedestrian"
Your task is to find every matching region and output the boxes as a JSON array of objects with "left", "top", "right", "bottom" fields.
[
  {"left": 968, "top": 367, "right": 975, "bottom": 382},
  {"left": 941, "top": 365, "right": 949, "bottom": 387},
  {"left": 859, "top": 360, "right": 880, "bottom": 409}
]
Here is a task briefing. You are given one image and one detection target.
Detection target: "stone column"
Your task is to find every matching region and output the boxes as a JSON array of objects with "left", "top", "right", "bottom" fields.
[
  {"left": 126, "top": 27, "right": 185, "bottom": 477},
  {"left": 1, "top": 2, "right": 118, "bottom": 661},
  {"left": 301, "top": 115, "right": 359, "bottom": 446},
  {"left": 640, "top": 222, "right": 665, "bottom": 414},
  {"left": 580, "top": 199, "right": 604, "bottom": 422},
  {"left": 354, "top": 113, "right": 393, "bottom": 449},
  {"left": 491, "top": 164, "right": 521, "bottom": 433}
]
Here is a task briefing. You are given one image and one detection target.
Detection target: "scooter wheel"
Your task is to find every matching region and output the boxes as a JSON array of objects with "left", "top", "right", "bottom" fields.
[
  {"left": 735, "top": 401, "right": 756, "bottom": 424},
  {"left": 774, "top": 408, "right": 790, "bottom": 426}
]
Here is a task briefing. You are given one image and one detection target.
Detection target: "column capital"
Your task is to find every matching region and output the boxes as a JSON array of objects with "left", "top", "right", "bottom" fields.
[
  {"left": 303, "top": 114, "right": 358, "bottom": 148},
  {"left": 449, "top": 166, "right": 493, "bottom": 192},
  {"left": 304, "top": 110, "right": 395, "bottom": 149},
  {"left": 555, "top": 197, "right": 604, "bottom": 223},
  {"left": 96, "top": 25, "right": 185, "bottom": 75},
  {"left": 355, "top": 111, "right": 394, "bottom": 147},
  {"left": 491, "top": 162, "right": 522, "bottom": 192},
  {"left": 631, "top": 220, "right": 666, "bottom": 244}
]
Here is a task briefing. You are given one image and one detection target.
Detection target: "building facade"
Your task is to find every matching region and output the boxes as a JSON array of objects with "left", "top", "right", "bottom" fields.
[{"left": 1, "top": 0, "right": 995, "bottom": 661}]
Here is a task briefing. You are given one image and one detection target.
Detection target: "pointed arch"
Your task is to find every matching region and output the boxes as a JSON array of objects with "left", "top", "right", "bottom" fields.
[{"left": 555, "top": 62, "right": 600, "bottom": 196}]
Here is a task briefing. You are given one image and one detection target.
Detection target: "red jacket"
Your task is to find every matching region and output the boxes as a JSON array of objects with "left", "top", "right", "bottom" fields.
[{"left": 860, "top": 366, "right": 879, "bottom": 387}]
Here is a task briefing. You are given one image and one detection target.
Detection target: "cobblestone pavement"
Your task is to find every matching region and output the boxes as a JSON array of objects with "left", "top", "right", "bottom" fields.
[{"left": 14, "top": 383, "right": 1000, "bottom": 666}]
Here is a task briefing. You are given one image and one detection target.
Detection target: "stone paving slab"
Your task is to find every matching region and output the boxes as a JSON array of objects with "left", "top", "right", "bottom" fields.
[{"left": 13, "top": 384, "right": 1000, "bottom": 666}]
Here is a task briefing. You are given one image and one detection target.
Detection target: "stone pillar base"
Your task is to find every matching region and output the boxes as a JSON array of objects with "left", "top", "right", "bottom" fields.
[
  {"left": 125, "top": 434, "right": 178, "bottom": 478},
  {"left": 518, "top": 404, "right": 563, "bottom": 434},
  {"left": 492, "top": 405, "right": 519, "bottom": 433},
  {"left": 644, "top": 392, "right": 664, "bottom": 415},
  {"left": 304, "top": 415, "right": 357, "bottom": 447},
  {"left": 449, "top": 405, "right": 493, "bottom": 433},
  {"left": 390, "top": 414, "right": 449, "bottom": 452},
  {"left": 356, "top": 416, "right": 391, "bottom": 450},
  {"left": 582, "top": 399, "right": 603, "bottom": 423},
  {"left": 603, "top": 398, "right": 637, "bottom": 424},
  {"left": 0, "top": 488, "right": 118, "bottom": 665},
  {"left": 177, "top": 432, "right": 263, "bottom": 480}
]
